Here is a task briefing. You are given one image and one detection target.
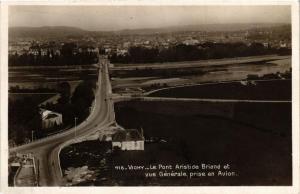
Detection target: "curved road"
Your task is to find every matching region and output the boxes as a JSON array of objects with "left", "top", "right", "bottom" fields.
[
  {"left": 10, "top": 54, "right": 115, "bottom": 186},
  {"left": 111, "top": 55, "right": 289, "bottom": 70}
]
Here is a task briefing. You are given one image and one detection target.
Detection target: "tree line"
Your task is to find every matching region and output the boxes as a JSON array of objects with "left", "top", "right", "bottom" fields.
[
  {"left": 39, "top": 80, "right": 96, "bottom": 134},
  {"left": 110, "top": 42, "right": 291, "bottom": 64},
  {"left": 9, "top": 43, "right": 98, "bottom": 66}
]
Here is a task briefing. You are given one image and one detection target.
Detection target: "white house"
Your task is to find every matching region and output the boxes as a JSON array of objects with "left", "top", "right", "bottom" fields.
[
  {"left": 182, "top": 39, "right": 199, "bottom": 46},
  {"left": 39, "top": 108, "right": 63, "bottom": 129},
  {"left": 112, "top": 129, "right": 144, "bottom": 151}
]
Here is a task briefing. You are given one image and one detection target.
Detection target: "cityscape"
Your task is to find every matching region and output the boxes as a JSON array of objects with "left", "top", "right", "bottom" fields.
[{"left": 7, "top": 5, "right": 292, "bottom": 187}]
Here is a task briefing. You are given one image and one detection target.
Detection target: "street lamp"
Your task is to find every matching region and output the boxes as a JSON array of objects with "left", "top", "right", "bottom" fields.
[
  {"left": 74, "top": 117, "right": 78, "bottom": 139},
  {"left": 31, "top": 130, "right": 34, "bottom": 142}
]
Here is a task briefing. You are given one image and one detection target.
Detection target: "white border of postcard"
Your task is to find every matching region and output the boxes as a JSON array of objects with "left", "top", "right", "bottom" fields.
[{"left": 1, "top": 0, "right": 299, "bottom": 194}]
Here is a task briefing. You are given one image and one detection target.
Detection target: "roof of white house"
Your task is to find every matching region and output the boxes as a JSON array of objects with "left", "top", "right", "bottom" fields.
[
  {"left": 39, "top": 108, "right": 61, "bottom": 120},
  {"left": 112, "top": 129, "right": 144, "bottom": 142}
]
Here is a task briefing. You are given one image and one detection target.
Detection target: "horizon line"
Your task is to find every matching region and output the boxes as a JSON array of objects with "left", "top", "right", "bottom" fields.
[{"left": 9, "top": 22, "right": 291, "bottom": 32}]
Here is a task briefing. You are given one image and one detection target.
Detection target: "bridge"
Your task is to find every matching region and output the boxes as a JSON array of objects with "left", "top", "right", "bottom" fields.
[{"left": 9, "top": 53, "right": 116, "bottom": 186}]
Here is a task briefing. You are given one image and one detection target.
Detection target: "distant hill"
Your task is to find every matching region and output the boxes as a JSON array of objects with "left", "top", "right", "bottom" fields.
[
  {"left": 9, "top": 26, "right": 88, "bottom": 39},
  {"left": 117, "top": 23, "right": 289, "bottom": 34},
  {"left": 9, "top": 23, "right": 290, "bottom": 39}
]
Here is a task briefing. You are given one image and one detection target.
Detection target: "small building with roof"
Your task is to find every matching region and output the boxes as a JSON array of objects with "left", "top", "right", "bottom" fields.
[
  {"left": 112, "top": 129, "right": 144, "bottom": 151},
  {"left": 39, "top": 108, "right": 63, "bottom": 129}
]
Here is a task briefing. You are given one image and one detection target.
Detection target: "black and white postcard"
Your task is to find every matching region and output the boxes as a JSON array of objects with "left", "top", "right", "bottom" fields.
[{"left": 0, "top": 1, "right": 299, "bottom": 194}]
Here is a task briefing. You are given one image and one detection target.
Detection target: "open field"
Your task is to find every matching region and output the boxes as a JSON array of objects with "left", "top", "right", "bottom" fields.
[
  {"left": 9, "top": 93, "right": 56, "bottom": 103},
  {"left": 59, "top": 80, "right": 291, "bottom": 186},
  {"left": 9, "top": 68, "right": 97, "bottom": 83},
  {"left": 148, "top": 79, "right": 291, "bottom": 101},
  {"left": 59, "top": 98, "right": 291, "bottom": 186},
  {"left": 9, "top": 64, "right": 98, "bottom": 92},
  {"left": 113, "top": 99, "right": 291, "bottom": 186},
  {"left": 9, "top": 80, "right": 83, "bottom": 94},
  {"left": 110, "top": 79, "right": 291, "bottom": 185}
]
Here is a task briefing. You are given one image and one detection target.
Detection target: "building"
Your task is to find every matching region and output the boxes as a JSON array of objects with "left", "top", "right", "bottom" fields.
[
  {"left": 116, "top": 48, "right": 128, "bottom": 56},
  {"left": 182, "top": 39, "right": 199, "bottom": 45},
  {"left": 112, "top": 129, "right": 144, "bottom": 151},
  {"left": 39, "top": 108, "right": 63, "bottom": 129}
]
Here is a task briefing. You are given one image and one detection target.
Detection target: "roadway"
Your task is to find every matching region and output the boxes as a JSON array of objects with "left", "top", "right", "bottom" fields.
[
  {"left": 10, "top": 54, "right": 115, "bottom": 186},
  {"left": 111, "top": 55, "right": 289, "bottom": 70},
  {"left": 113, "top": 96, "right": 291, "bottom": 103}
]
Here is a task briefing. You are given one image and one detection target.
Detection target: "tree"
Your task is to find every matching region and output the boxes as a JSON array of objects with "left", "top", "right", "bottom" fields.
[
  {"left": 61, "top": 43, "right": 77, "bottom": 58},
  {"left": 71, "top": 80, "right": 95, "bottom": 122},
  {"left": 57, "top": 82, "right": 71, "bottom": 104}
]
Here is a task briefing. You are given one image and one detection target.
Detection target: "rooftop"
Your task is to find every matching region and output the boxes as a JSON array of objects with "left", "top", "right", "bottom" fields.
[{"left": 112, "top": 129, "right": 144, "bottom": 142}]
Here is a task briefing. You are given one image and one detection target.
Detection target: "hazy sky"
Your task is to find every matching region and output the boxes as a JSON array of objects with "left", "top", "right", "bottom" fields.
[{"left": 9, "top": 5, "right": 291, "bottom": 31}]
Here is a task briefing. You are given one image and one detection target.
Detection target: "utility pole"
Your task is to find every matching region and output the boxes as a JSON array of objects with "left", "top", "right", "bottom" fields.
[
  {"left": 74, "top": 117, "right": 78, "bottom": 139},
  {"left": 37, "top": 159, "right": 40, "bottom": 186},
  {"left": 31, "top": 130, "right": 34, "bottom": 142}
]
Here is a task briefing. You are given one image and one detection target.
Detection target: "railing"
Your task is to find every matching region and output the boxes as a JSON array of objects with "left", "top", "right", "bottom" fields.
[{"left": 13, "top": 165, "right": 22, "bottom": 186}]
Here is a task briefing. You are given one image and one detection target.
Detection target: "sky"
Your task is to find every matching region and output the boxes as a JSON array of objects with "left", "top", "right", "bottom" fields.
[{"left": 9, "top": 5, "right": 291, "bottom": 31}]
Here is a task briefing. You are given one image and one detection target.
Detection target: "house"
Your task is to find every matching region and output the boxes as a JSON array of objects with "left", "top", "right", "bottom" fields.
[
  {"left": 280, "top": 41, "right": 287, "bottom": 48},
  {"left": 39, "top": 108, "right": 63, "bottom": 129},
  {"left": 116, "top": 48, "right": 128, "bottom": 56},
  {"left": 263, "top": 42, "right": 269, "bottom": 48},
  {"left": 40, "top": 48, "right": 48, "bottom": 56},
  {"left": 112, "top": 129, "right": 144, "bottom": 151},
  {"left": 182, "top": 39, "right": 199, "bottom": 45},
  {"left": 29, "top": 45, "right": 40, "bottom": 56}
]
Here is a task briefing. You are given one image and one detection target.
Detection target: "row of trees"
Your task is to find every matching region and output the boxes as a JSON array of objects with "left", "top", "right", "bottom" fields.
[
  {"left": 247, "top": 68, "right": 291, "bottom": 81},
  {"left": 9, "top": 43, "right": 98, "bottom": 66},
  {"left": 9, "top": 86, "right": 56, "bottom": 93},
  {"left": 9, "top": 52, "right": 98, "bottom": 66},
  {"left": 40, "top": 80, "right": 96, "bottom": 129},
  {"left": 110, "top": 42, "right": 291, "bottom": 64},
  {"left": 9, "top": 97, "right": 41, "bottom": 145}
]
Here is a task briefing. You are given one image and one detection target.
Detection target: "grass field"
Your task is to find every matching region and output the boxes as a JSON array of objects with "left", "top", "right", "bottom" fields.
[
  {"left": 59, "top": 98, "right": 291, "bottom": 186},
  {"left": 9, "top": 93, "right": 56, "bottom": 103},
  {"left": 148, "top": 79, "right": 291, "bottom": 101},
  {"left": 113, "top": 100, "right": 291, "bottom": 186}
]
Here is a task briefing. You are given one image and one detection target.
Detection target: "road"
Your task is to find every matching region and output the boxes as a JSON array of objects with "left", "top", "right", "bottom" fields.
[
  {"left": 112, "top": 79, "right": 291, "bottom": 103},
  {"left": 111, "top": 55, "right": 289, "bottom": 70},
  {"left": 9, "top": 54, "right": 115, "bottom": 186},
  {"left": 113, "top": 96, "right": 291, "bottom": 103}
]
